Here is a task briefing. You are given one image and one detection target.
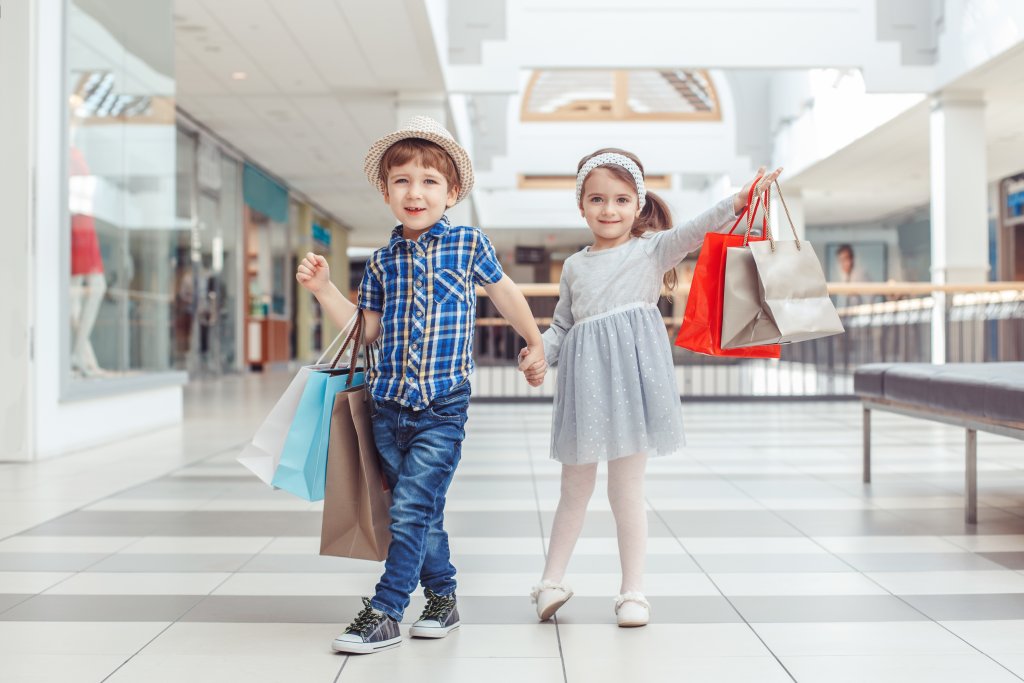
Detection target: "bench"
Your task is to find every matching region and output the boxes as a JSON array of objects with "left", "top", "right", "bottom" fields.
[{"left": 854, "top": 363, "right": 1024, "bottom": 523}]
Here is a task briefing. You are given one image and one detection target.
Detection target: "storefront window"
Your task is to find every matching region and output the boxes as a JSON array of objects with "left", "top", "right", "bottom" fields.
[
  {"left": 172, "top": 129, "right": 244, "bottom": 375},
  {"left": 66, "top": 0, "right": 176, "bottom": 382}
]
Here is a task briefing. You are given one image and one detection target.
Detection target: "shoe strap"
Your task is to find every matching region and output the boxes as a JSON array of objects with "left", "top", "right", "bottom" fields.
[
  {"left": 614, "top": 591, "right": 650, "bottom": 611},
  {"left": 530, "top": 579, "right": 571, "bottom": 603}
]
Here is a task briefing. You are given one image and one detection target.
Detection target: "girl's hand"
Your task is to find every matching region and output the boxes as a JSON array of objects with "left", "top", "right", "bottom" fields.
[
  {"left": 518, "top": 347, "right": 547, "bottom": 387},
  {"left": 734, "top": 166, "right": 783, "bottom": 215},
  {"left": 296, "top": 252, "right": 330, "bottom": 295}
]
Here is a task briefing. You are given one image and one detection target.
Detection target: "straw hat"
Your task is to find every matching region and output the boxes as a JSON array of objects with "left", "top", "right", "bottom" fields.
[{"left": 363, "top": 116, "right": 474, "bottom": 205}]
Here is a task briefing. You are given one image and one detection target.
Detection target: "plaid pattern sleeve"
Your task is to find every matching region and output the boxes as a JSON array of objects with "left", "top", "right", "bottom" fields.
[
  {"left": 471, "top": 231, "right": 504, "bottom": 285},
  {"left": 357, "top": 258, "right": 385, "bottom": 312},
  {"left": 363, "top": 220, "right": 502, "bottom": 410}
]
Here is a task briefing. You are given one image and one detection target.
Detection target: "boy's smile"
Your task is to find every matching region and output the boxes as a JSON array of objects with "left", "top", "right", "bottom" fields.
[{"left": 383, "top": 160, "right": 459, "bottom": 238}]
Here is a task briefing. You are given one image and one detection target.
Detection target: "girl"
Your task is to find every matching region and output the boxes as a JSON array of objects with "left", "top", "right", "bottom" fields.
[{"left": 524, "top": 149, "right": 780, "bottom": 627}]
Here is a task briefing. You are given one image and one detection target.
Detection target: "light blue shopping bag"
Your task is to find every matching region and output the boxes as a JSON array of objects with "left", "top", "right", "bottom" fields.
[{"left": 271, "top": 367, "right": 365, "bottom": 501}]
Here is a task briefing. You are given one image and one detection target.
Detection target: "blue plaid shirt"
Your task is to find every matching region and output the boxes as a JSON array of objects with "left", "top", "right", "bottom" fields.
[{"left": 357, "top": 218, "right": 504, "bottom": 410}]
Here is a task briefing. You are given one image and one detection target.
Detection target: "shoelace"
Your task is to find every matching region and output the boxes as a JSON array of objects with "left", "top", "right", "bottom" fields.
[
  {"left": 347, "top": 600, "right": 386, "bottom": 635},
  {"left": 419, "top": 590, "right": 455, "bottom": 621}
]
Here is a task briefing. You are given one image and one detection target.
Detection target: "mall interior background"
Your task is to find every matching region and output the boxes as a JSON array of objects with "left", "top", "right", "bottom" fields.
[{"left": 1, "top": 0, "right": 1023, "bottom": 462}]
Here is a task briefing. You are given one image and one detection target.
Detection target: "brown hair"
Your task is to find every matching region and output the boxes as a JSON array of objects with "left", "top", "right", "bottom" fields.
[
  {"left": 577, "top": 147, "right": 677, "bottom": 291},
  {"left": 379, "top": 139, "right": 460, "bottom": 199}
]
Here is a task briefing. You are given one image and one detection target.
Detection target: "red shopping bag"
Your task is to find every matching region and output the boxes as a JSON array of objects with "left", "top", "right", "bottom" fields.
[{"left": 675, "top": 182, "right": 781, "bottom": 359}]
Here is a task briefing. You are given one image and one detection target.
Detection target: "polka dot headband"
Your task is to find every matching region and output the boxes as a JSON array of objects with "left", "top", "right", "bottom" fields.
[{"left": 575, "top": 153, "right": 647, "bottom": 210}]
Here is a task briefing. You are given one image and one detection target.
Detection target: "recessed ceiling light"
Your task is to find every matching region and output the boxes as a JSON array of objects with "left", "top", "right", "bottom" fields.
[{"left": 232, "top": 72, "right": 248, "bottom": 80}]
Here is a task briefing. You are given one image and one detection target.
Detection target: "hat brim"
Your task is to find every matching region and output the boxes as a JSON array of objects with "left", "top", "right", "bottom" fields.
[{"left": 364, "top": 130, "right": 474, "bottom": 205}]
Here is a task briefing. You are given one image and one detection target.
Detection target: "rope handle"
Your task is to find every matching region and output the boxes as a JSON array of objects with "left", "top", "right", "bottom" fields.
[{"left": 315, "top": 311, "right": 358, "bottom": 365}]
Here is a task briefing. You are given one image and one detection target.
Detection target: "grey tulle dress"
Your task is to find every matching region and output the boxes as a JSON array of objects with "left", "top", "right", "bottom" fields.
[{"left": 541, "top": 197, "right": 737, "bottom": 464}]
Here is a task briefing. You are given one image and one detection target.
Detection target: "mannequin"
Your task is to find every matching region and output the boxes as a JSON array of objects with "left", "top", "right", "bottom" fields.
[{"left": 69, "top": 138, "right": 108, "bottom": 377}]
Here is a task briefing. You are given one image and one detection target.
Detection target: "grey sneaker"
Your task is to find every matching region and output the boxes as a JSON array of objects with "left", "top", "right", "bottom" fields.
[
  {"left": 332, "top": 598, "right": 402, "bottom": 654},
  {"left": 409, "top": 588, "right": 460, "bottom": 639}
]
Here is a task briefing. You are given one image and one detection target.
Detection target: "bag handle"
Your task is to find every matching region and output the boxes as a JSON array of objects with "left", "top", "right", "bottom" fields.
[
  {"left": 327, "top": 310, "right": 379, "bottom": 390},
  {"left": 773, "top": 180, "right": 803, "bottom": 249},
  {"left": 315, "top": 311, "right": 358, "bottom": 365},
  {"left": 728, "top": 174, "right": 769, "bottom": 238},
  {"left": 330, "top": 310, "right": 363, "bottom": 370},
  {"left": 743, "top": 183, "right": 773, "bottom": 249}
]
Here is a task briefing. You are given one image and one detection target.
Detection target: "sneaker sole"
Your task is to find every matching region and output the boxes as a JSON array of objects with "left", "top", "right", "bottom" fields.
[
  {"left": 331, "top": 636, "right": 402, "bottom": 654},
  {"left": 538, "top": 591, "right": 574, "bottom": 621},
  {"left": 409, "top": 622, "right": 460, "bottom": 639}
]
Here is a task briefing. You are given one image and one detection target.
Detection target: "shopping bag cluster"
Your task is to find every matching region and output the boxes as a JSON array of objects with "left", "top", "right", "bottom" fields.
[
  {"left": 677, "top": 179, "right": 843, "bottom": 357},
  {"left": 237, "top": 311, "right": 391, "bottom": 561}
]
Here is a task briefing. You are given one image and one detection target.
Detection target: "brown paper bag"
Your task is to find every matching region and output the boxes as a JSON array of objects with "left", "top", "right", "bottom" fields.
[{"left": 319, "top": 384, "right": 392, "bottom": 562}]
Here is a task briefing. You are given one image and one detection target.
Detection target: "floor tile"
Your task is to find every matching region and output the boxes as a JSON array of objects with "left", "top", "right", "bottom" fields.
[
  {"left": 0, "top": 553, "right": 110, "bottom": 572},
  {"left": 0, "top": 536, "right": 138, "bottom": 553},
  {"left": 557, "top": 623, "right": 770, "bottom": 658},
  {"left": 780, "top": 654, "right": 1022, "bottom": 683},
  {"left": 839, "top": 552, "right": 1008, "bottom": 572},
  {"left": 563, "top": 655, "right": 793, "bottom": 683},
  {"left": 0, "top": 595, "right": 204, "bottom": 621},
  {"left": 0, "top": 572, "right": 73, "bottom": 594},
  {"left": 865, "top": 570, "right": 1024, "bottom": 595},
  {"left": 752, "top": 621, "right": 976, "bottom": 656},
  {"left": 45, "top": 572, "right": 229, "bottom": 596},
  {"left": 340, "top": 656, "right": 564, "bottom": 683},
  {"left": 939, "top": 620, "right": 1024, "bottom": 654},
  {"left": 104, "top": 653, "right": 342, "bottom": 683},
  {"left": 693, "top": 553, "right": 853, "bottom": 573},
  {"left": 0, "top": 621, "right": 170, "bottom": 654},
  {"left": 734, "top": 596, "right": 928, "bottom": 623},
  {"left": 902, "top": 594, "right": 1024, "bottom": 621},
  {"left": 709, "top": 572, "right": 888, "bottom": 597},
  {"left": 3, "top": 654, "right": 129, "bottom": 683},
  {"left": 87, "top": 553, "right": 253, "bottom": 573}
]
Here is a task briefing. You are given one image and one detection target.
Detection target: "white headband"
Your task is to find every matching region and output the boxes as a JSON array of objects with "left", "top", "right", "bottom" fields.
[{"left": 575, "top": 153, "right": 647, "bottom": 210}]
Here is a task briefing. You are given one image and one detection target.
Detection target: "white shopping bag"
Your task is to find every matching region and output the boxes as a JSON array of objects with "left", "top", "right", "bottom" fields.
[{"left": 236, "top": 314, "right": 357, "bottom": 486}]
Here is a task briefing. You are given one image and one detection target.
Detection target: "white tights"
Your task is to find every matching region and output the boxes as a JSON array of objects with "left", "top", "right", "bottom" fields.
[{"left": 541, "top": 453, "right": 647, "bottom": 594}]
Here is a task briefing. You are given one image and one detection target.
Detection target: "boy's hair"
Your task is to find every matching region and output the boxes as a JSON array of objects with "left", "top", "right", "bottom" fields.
[
  {"left": 577, "top": 147, "right": 677, "bottom": 291},
  {"left": 378, "top": 139, "right": 461, "bottom": 195}
]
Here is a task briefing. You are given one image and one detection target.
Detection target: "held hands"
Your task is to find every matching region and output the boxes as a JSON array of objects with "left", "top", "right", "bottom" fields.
[
  {"left": 518, "top": 345, "right": 547, "bottom": 388},
  {"left": 734, "top": 166, "right": 784, "bottom": 216},
  {"left": 296, "top": 252, "right": 331, "bottom": 295}
]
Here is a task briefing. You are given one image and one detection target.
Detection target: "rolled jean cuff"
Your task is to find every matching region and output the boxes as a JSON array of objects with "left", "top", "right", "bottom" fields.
[{"left": 369, "top": 598, "right": 403, "bottom": 622}]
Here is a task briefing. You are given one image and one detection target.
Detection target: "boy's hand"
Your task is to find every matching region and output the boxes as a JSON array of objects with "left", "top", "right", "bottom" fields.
[
  {"left": 518, "top": 346, "right": 547, "bottom": 387},
  {"left": 296, "top": 252, "right": 330, "bottom": 295},
  {"left": 734, "top": 166, "right": 783, "bottom": 215}
]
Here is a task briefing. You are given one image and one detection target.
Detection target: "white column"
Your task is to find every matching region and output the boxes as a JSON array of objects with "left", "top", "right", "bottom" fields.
[
  {"left": 929, "top": 92, "right": 989, "bottom": 364},
  {"left": 0, "top": 0, "right": 34, "bottom": 461}
]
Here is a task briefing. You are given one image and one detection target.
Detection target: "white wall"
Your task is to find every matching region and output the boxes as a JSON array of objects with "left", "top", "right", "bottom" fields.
[
  {"left": 29, "top": 0, "right": 183, "bottom": 461},
  {"left": 0, "top": 0, "right": 35, "bottom": 461}
]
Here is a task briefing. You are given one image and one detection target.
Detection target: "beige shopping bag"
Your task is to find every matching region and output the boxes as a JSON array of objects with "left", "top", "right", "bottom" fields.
[
  {"left": 722, "top": 183, "right": 844, "bottom": 348},
  {"left": 319, "top": 313, "right": 392, "bottom": 562}
]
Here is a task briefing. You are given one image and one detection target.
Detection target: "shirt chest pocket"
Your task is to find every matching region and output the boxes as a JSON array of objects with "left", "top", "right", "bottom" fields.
[{"left": 433, "top": 268, "right": 467, "bottom": 306}]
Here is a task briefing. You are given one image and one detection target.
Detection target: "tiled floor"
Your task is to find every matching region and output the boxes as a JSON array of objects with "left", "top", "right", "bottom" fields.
[{"left": 2, "top": 372, "right": 1024, "bottom": 682}]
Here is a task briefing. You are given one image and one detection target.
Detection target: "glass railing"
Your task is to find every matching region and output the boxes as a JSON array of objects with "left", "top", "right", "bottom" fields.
[{"left": 469, "top": 283, "right": 1024, "bottom": 400}]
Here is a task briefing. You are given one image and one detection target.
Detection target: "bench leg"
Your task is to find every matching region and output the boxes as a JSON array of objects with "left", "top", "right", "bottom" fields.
[
  {"left": 862, "top": 406, "right": 871, "bottom": 484},
  {"left": 965, "top": 428, "right": 977, "bottom": 524}
]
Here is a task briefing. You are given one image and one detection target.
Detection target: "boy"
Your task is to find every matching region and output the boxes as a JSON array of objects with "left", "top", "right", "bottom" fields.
[{"left": 296, "top": 116, "right": 546, "bottom": 654}]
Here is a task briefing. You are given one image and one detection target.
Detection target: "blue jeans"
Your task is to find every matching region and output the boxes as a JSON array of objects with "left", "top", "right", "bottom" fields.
[{"left": 368, "top": 382, "right": 469, "bottom": 621}]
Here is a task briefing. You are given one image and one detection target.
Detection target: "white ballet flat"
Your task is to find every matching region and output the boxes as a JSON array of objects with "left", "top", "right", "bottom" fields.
[
  {"left": 614, "top": 592, "right": 650, "bottom": 627},
  {"left": 530, "top": 580, "right": 574, "bottom": 621}
]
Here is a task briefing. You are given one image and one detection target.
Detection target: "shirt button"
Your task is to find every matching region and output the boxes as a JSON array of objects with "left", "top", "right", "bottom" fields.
[
  {"left": 416, "top": 280, "right": 424, "bottom": 288},
  {"left": 411, "top": 342, "right": 419, "bottom": 350},
  {"left": 415, "top": 310, "right": 423, "bottom": 318}
]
